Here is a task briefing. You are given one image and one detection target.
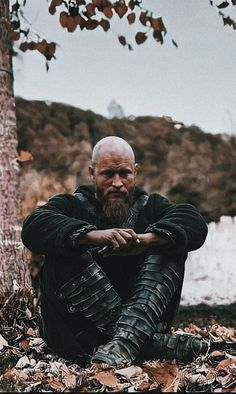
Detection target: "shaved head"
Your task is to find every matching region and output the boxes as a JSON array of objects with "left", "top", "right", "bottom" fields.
[{"left": 91, "top": 136, "right": 135, "bottom": 167}]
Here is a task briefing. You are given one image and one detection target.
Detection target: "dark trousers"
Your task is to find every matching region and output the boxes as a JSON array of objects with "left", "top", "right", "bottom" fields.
[{"left": 39, "top": 252, "right": 186, "bottom": 360}]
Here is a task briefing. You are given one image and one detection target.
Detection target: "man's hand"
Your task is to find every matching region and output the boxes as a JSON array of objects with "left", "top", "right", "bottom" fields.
[
  {"left": 98, "top": 232, "right": 170, "bottom": 257},
  {"left": 77, "top": 228, "right": 139, "bottom": 250}
]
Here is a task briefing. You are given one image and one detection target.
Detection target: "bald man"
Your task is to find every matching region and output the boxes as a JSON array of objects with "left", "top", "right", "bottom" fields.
[{"left": 21, "top": 136, "right": 208, "bottom": 368}]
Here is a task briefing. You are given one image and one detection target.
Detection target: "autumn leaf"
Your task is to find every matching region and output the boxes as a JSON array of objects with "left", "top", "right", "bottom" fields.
[
  {"left": 17, "top": 150, "right": 33, "bottom": 162},
  {"left": 103, "top": 5, "right": 113, "bottom": 18},
  {"left": 47, "top": 378, "right": 65, "bottom": 390},
  {"left": 100, "top": 18, "right": 110, "bottom": 31},
  {"left": 150, "top": 17, "right": 166, "bottom": 32},
  {"left": 60, "top": 11, "right": 69, "bottom": 28},
  {"left": 143, "top": 361, "right": 180, "bottom": 392},
  {"left": 85, "top": 18, "right": 99, "bottom": 30},
  {"left": 127, "top": 12, "right": 135, "bottom": 24},
  {"left": 114, "top": 1, "right": 128, "bottom": 18},
  {"left": 36, "top": 40, "right": 56, "bottom": 60},
  {"left": 92, "top": 371, "right": 118, "bottom": 388},
  {"left": 118, "top": 35, "right": 126, "bottom": 46},
  {"left": 75, "top": 14, "right": 86, "bottom": 29},
  {"left": 139, "top": 11, "right": 147, "bottom": 26},
  {"left": 135, "top": 31, "right": 147, "bottom": 44},
  {"left": 49, "top": 0, "right": 63, "bottom": 15},
  {"left": 86, "top": 3, "right": 96, "bottom": 17},
  {"left": 128, "top": 0, "right": 135, "bottom": 10},
  {"left": 19, "top": 339, "right": 30, "bottom": 350}
]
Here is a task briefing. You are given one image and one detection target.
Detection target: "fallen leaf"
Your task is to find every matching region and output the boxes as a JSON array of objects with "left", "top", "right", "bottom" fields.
[
  {"left": 19, "top": 338, "right": 29, "bottom": 350},
  {"left": 0, "top": 333, "right": 8, "bottom": 350},
  {"left": 143, "top": 361, "right": 179, "bottom": 392},
  {"left": 16, "top": 355, "right": 30, "bottom": 369},
  {"left": 47, "top": 378, "right": 65, "bottom": 390},
  {"left": 216, "top": 358, "right": 236, "bottom": 372},
  {"left": 62, "top": 373, "right": 77, "bottom": 389},
  {"left": 92, "top": 371, "right": 118, "bottom": 388},
  {"left": 115, "top": 365, "right": 143, "bottom": 379}
]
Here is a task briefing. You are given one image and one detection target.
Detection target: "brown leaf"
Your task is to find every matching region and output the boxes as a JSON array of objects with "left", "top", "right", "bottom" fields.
[
  {"left": 47, "top": 378, "right": 65, "bottom": 390},
  {"left": 17, "top": 150, "right": 33, "bottom": 162},
  {"left": 135, "top": 31, "right": 147, "bottom": 45},
  {"left": 86, "top": 2, "right": 96, "bottom": 16},
  {"left": 114, "top": 2, "right": 128, "bottom": 18},
  {"left": 128, "top": 0, "right": 135, "bottom": 10},
  {"left": 26, "top": 327, "right": 36, "bottom": 336},
  {"left": 19, "top": 338, "right": 29, "bottom": 350},
  {"left": 118, "top": 35, "right": 126, "bottom": 46},
  {"left": 100, "top": 18, "right": 110, "bottom": 31},
  {"left": 75, "top": 14, "right": 86, "bottom": 29},
  {"left": 60, "top": 11, "right": 69, "bottom": 28},
  {"left": 19, "top": 41, "right": 37, "bottom": 52},
  {"left": 139, "top": 11, "right": 147, "bottom": 26},
  {"left": 135, "top": 380, "right": 151, "bottom": 391},
  {"left": 92, "top": 371, "right": 118, "bottom": 388},
  {"left": 65, "top": 15, "right": 77, "bottom": 32},
  {"left": 115, "top": 365, "right": 143, "bottom": 379},
  {"left": 150, "top": 17, "right": 166, "bottom": 32},
  {"left": 36, "top": 40, "right": 56, "bottom": 60},
  {"left": 143, "top": 361, "right": 179, "bottom": 392},
  {"left": 216, "top": 357, "right": 236, "bottom": 372},
  {"left": 127, "top": 12, "right": 135, "bottom": 24},
  {"left": 49, "top": 0, "right": 63, "bottom": 15},
  {"left": 153, "top": 29, "right": 163, "bottom": 44},
  {"left": 103, "top": 6, "right": 113, "bottom": 18},
  {"left": 85, "top": 18, "right": 99, "bottom": 30}
]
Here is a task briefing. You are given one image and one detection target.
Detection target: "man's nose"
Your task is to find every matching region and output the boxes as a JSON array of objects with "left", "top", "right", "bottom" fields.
[{"left": 112, "top": 174, "right": 123, "bottom": 188}]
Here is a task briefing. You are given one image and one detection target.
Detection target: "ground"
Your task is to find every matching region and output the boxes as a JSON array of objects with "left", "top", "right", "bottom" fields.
[{"left": 0, "top": 288, "right": 236, "bottom": 392}]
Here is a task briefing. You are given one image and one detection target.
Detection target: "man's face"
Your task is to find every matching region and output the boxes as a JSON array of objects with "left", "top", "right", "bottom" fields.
[{"left": 89, "top": 151, "right": 138, "bottom": 224}]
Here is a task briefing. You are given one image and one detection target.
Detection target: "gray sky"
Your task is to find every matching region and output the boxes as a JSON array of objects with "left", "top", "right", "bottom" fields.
[{"left": 13, "top": 0, "right": 236, "bottom": 135}]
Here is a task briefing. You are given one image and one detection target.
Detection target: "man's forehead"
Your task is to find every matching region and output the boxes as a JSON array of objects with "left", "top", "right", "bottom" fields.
[{"left": 97, "top": 149, "right": 134, "bottom": 163}]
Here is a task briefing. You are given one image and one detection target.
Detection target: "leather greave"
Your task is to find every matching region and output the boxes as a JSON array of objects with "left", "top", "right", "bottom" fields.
[
  {"left": 92, "top": 254, "right": 184, "bottom": 367},
  {"left": 56, "top": 257, "right": 121, "bottom": 334}
]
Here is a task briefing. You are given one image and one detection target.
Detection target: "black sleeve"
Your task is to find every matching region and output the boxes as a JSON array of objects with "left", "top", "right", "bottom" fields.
[
  {"left": 21, "top": 194, "right": 97, "bottom": 256},
  {"left": 144, "top": 194, "right": 208, "bottom": 255}
]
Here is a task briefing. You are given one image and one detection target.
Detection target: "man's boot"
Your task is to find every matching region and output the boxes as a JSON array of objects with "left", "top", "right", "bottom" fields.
[
  {"left": 92, "top": 253, "right": 185, "bottom": 367},
  {"left": 143, "top": 333, "right": 209, "bottom": 363}
]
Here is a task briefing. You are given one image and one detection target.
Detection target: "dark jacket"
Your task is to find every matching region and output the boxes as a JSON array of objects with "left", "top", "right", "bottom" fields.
[{"left": 21, "top": 185, "right": 208, "bottom": 300}]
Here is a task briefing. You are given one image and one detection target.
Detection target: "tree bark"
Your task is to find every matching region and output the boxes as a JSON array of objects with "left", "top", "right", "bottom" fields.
[{"left": 0, "top": 0, "right": 30, "bottom": 302}]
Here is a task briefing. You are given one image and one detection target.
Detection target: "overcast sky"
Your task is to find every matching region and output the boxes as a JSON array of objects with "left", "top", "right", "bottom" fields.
[{"left": 13, "top": 0, "right": 236, "bottom": 135}]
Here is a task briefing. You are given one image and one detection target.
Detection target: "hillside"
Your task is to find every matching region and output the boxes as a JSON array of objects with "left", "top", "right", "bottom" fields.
[{"left": 15, "top": 97, "right": 236, "bottom": 223}]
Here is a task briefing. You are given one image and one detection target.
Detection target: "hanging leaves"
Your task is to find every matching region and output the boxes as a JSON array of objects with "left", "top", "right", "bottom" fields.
[
  {"left": 135, "top": 31, "right": 147, "bottom": 44},
  {"left": 19, "top": 40, "right": 56, "bottom": 60}
]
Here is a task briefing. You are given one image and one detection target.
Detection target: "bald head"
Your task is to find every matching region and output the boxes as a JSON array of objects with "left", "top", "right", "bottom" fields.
[{"left": 91, "top": 136, "right": 135, "bottom": 167}]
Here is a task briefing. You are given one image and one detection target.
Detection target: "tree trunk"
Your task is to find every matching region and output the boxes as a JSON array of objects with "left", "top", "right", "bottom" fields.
[{"left": 0, "top": 0, "right": 30, "bottom": 302}]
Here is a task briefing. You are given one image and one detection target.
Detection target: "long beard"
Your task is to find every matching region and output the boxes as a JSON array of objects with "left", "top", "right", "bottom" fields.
[{"left": 102, "top": 200, "right": 129, "bottom": 226}]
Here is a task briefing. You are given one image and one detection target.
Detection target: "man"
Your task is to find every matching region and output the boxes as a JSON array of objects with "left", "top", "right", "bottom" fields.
[{"left": 21, "top": 136, "right": 208, "bottom": 368}]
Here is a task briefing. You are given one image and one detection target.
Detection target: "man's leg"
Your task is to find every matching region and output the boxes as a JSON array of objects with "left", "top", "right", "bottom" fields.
[{"left": 91, "top": 253, "right": 208, "bottom": 367}]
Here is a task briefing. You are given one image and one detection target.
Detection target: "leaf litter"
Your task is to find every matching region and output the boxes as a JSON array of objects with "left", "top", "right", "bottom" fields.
[{"left": 0, "top": 287, "right": 236, "bottom": 392}]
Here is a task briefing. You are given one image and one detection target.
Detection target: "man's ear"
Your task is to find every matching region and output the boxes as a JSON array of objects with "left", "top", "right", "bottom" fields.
[
  {"left": 89, "top": 165, "right": 95, "bottom": 181},
  {"left": 134, "top": 163, "right": 139, "bottom": 177}
]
